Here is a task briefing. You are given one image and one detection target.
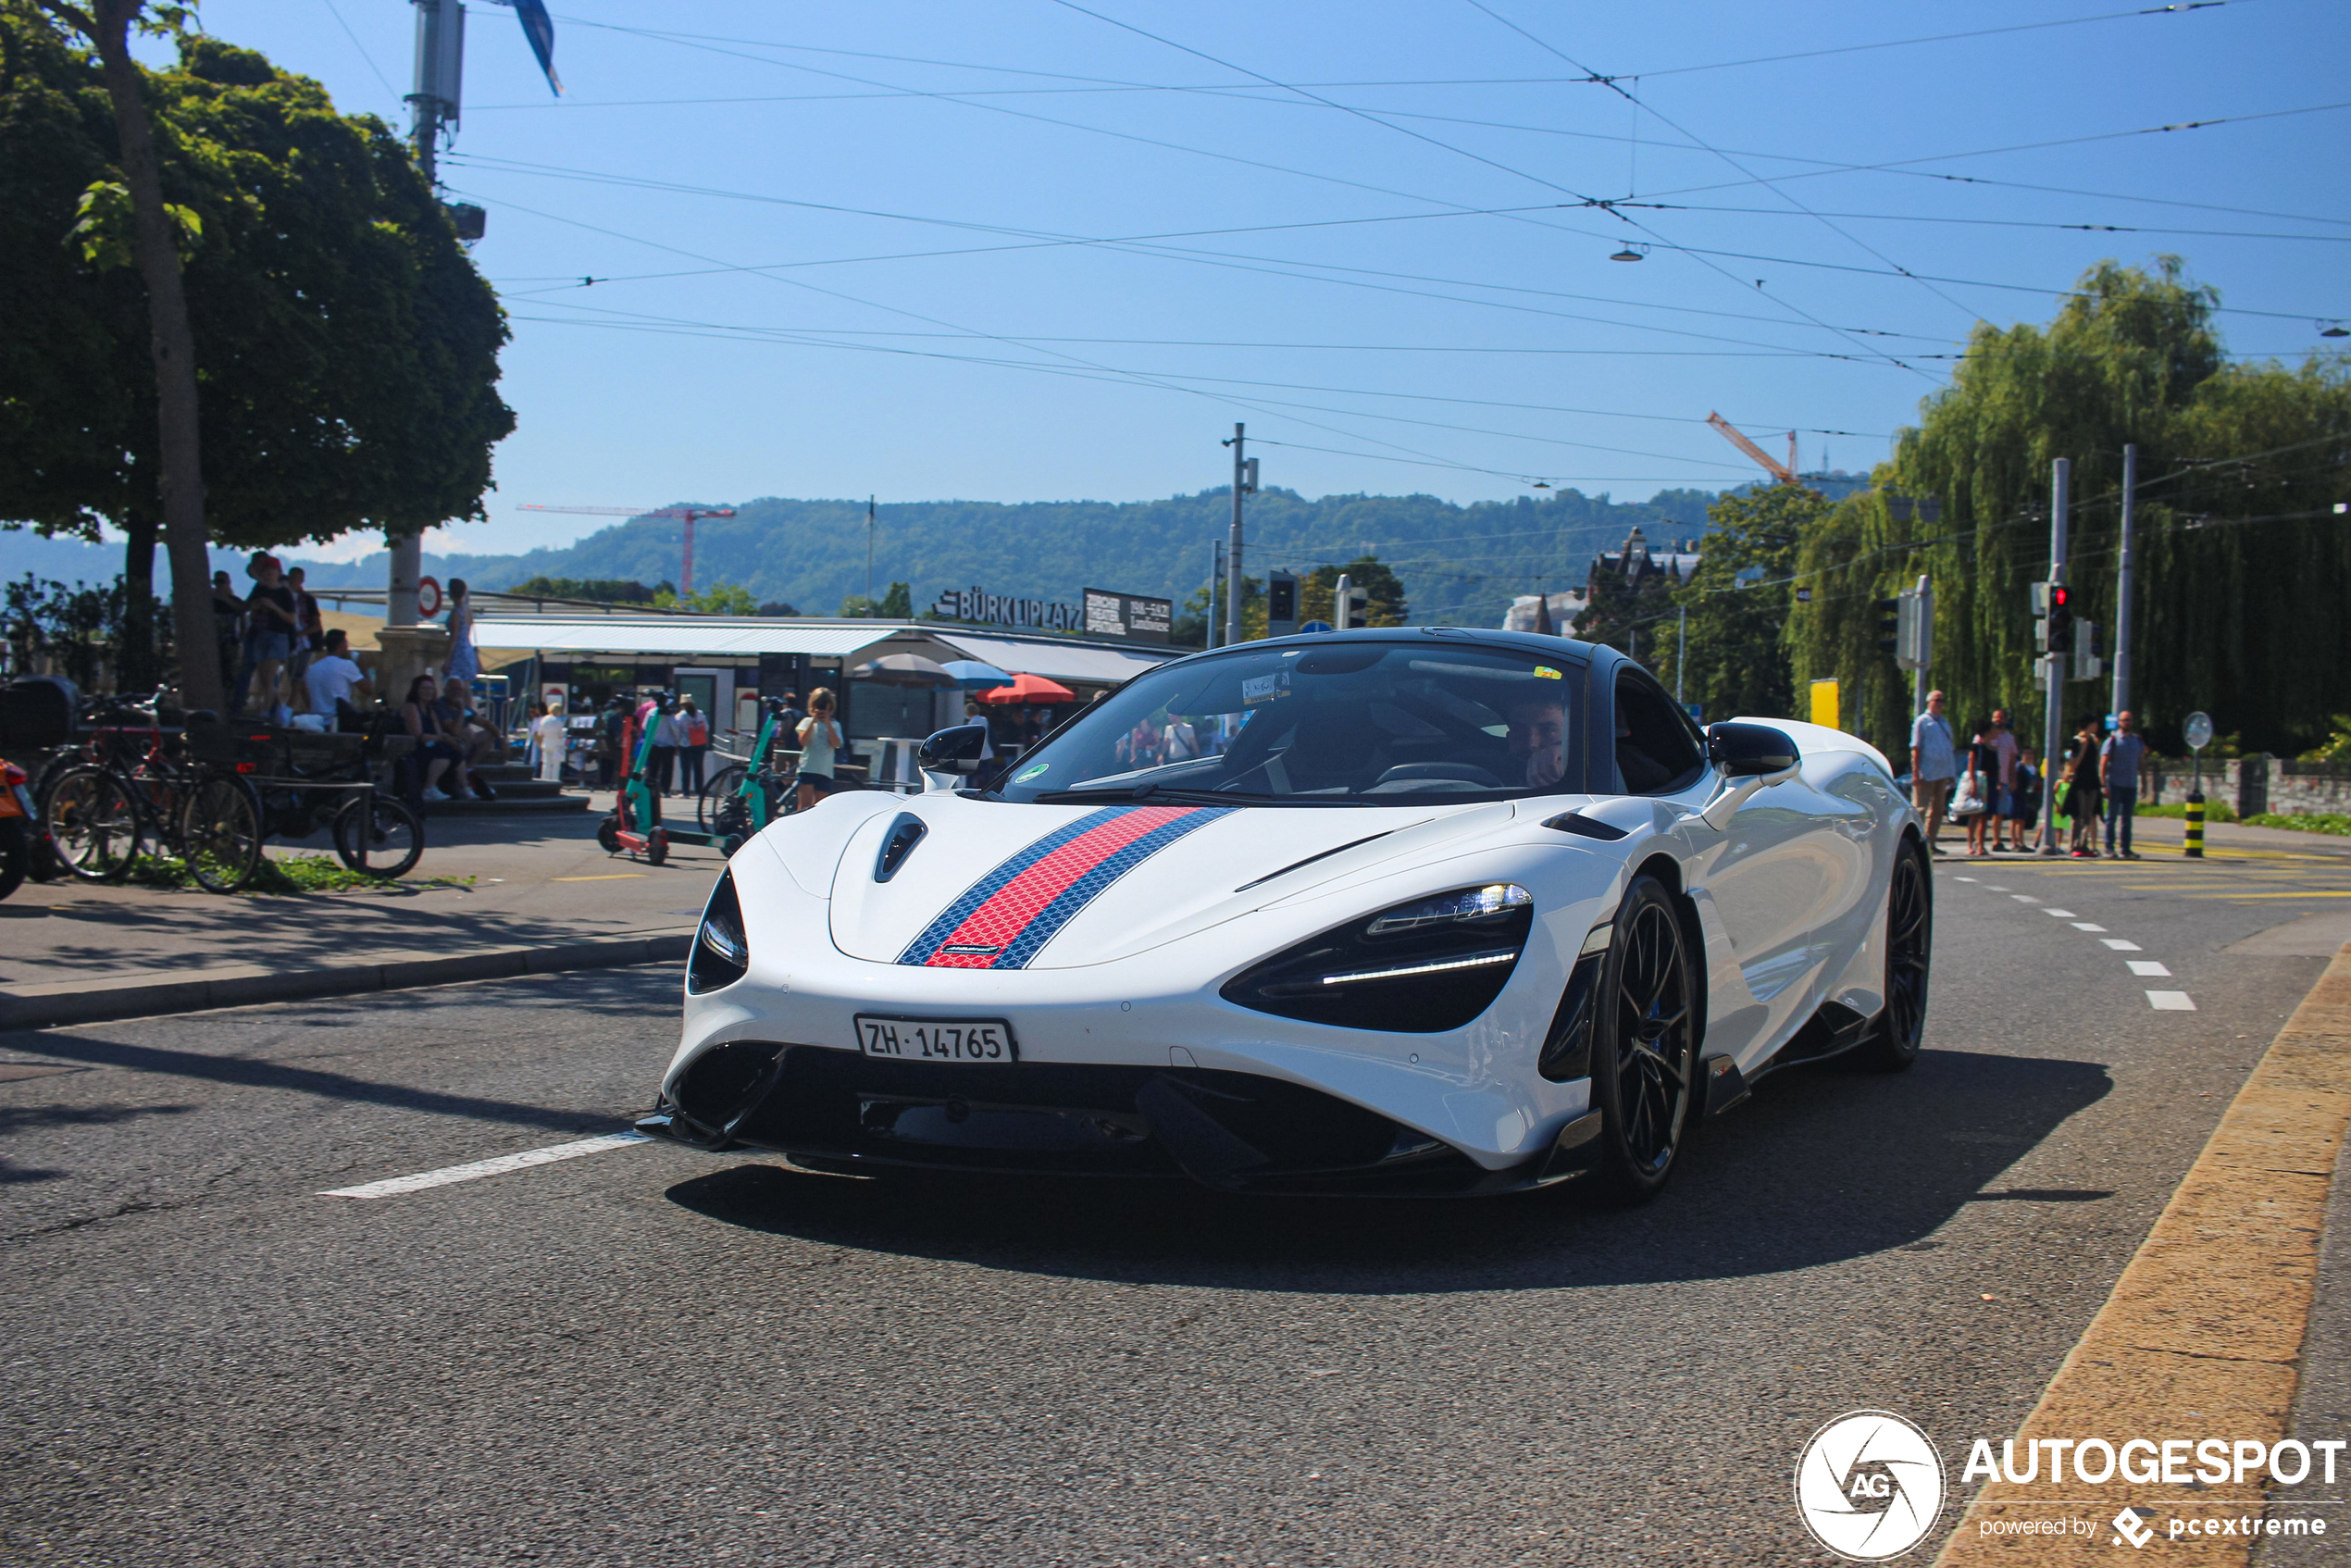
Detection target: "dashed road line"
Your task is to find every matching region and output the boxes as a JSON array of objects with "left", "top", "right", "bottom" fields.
[
  {"left": 2070, "top": 922, "right": 2107, "bottom": 931},
  {"left": 319, "top": 1132, "right": 653, "bottom": 1199},
  {"left": 2101, "top": 939, "right": 2143, "bottom": 951},
  {"left": 2146, "top": 990, "right": 2198, "bottom": 1011},
  {"left": 2126, "top": 961, "right": 2172, "bottom": 977}
]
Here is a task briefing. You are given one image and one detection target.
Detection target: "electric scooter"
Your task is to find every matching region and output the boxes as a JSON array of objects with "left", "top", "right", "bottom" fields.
[
  {"left": 712, "top": 697, "right": 795, "bottom": 856},
  {"left": 595, "top": 699, "right": 670, "bottom": 865}
]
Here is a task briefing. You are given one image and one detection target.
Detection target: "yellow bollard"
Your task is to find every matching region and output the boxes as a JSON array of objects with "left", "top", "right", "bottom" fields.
[{"left": 2184, "top": 792, "right": 2205, "bottom": 859}]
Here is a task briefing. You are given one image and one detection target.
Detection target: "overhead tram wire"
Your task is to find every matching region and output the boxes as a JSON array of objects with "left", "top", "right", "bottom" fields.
[
  {"left": 520, "top": 16, "right": 2340, "bottom": 331},
  {"left": 1590, "top": 205, "right": 2351, "bottom": 244},
  {"left": 1629, "top": 1, "right": 2249, "bottom": 79},
  {"left": 1043, "top": 0, "right": 1929, "bottom": 380},
  {"left": 449, "top": 154, "right": 1959, "bottom": 362}
]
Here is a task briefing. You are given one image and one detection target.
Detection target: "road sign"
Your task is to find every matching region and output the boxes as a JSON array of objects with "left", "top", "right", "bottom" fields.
[
  {"left": 1299, "top": 619, "right": 1333, "bottom": 634},
  {"left": 2184, "top": 711, "right": 2214, "bottom": 751}
]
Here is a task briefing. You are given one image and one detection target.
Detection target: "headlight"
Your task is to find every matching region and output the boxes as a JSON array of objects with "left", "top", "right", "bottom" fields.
[
  {"left": 1220, "top": 883, "right": 1534, "bottom": 1033},
  {"left": 688, "top": 871, "right": 749, "bottom": 993}
]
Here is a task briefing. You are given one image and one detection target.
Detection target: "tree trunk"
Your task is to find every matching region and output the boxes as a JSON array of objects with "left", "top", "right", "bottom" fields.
[
  {"left": 118, "top": 505, "right": 157, "bottom": 693},
  {"left": 83, "top": 2, "right": 220, "bottom": 712}
]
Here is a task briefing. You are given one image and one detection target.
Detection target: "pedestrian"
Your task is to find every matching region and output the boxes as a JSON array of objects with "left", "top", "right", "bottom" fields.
[
  {"left": 1986, "top": 708, "right": 2021, "bottom": 851},
  {"left": 2064, "top": 717, "right": 2105, "bottom": 857},
  {"left": 2013, "top": 747, "right": 2044, "bottom": 844},
  {"left": 303, "top": 628, "right": 370, "bottom": 729},
  {"left": 286, "top": 566, "right": 324, "bottom": 692},
  {"left": 402, "top": 675, "right": 462, "bottom": 803},
  {"left": 649, "top": 696, "right": 684, "bottom": 795},
  {"left": 1959, "top": 719, "right": 1997, "bottom": 858},
  {"left": 2101, "top": 709, "right": 2146, "bottom": 860},
  {"left": 1908, "top": 689, "right": 1957, "bottom": 855},
  {"left": 532, "top": 699, "right": 569, "bottom": 785},
  {"left": 443, "top": 579, "right": 479, "bottom": 684},
  {"left": 209, "top": 570, "right": 244, "bottom": 698},
  {"left": 432, "top": 678, "right": 495, "bottom": 799},
  {"left": 962, "top": 700, "right": 995, "bottom": 760},
  {"left": 678, "top": 697, "right": 709, "bottom": 794},
  {"left": 795, "top": 687, "right": 841, "bottom": 812},
  {"left": 595, "top": 696, "right": 628, "bottom": 790},
  {"left": 233, "top": 553, "right": 299, "bottom": 718}
]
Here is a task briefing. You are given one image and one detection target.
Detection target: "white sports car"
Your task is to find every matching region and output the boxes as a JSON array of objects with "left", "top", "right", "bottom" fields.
[{"left": 641, "top": 628, "right": 1931, "bottom": 1201}]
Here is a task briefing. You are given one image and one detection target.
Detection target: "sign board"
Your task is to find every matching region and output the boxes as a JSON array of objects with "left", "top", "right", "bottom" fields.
[
  {"left": 539, "top": 682, "right": 566, "bottom": 716},
  {"left": 1081, "top": 587, "right": 1173, "bottom": 644},
  {"left": 1300, "top": 619, "right": 1333, "bottom": 634},
  {"left": 2184, "top": 711, "right": 2214, "bottom": 751},
  {"left": 1809, "top": 678, "right": 1840, "bottom": 731},
  {"left": 932, "top": 585, "right": 1082, "bottom": 633}
]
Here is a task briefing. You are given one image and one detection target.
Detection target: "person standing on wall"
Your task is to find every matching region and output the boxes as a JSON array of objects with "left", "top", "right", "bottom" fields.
[
  {"left": 234, "top": 554, "right": 300, "bottom": 718},
  {"left": 286, "top": 566, "right": 324, "bottom": 694},
  {"left": 443, "top": 579, "right": 479, "bottom": 685},
  {"left": 2101, "top": 709, "right": 2146, "bottom": 861},
  {"left": 1909, "top": 689, "right": 1957, "bottom": 856}
]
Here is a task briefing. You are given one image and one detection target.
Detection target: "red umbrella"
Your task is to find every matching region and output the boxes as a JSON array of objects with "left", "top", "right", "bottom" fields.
[{"left": 979, "top": 672, "right": 1076, "bottom": 704}]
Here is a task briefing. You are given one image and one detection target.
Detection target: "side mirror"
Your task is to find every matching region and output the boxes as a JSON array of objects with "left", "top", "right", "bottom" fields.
[
  {"left": 917, "top": 721, "right": 990, "bottom": 776},
  {"left": 1706, "top": 721, "right": 1799, "bottom": 778}
]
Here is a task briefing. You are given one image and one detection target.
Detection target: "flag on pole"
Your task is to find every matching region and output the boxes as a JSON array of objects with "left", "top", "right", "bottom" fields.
[{"left": 511, "top": 0, "right": 563, "bottom": 94}]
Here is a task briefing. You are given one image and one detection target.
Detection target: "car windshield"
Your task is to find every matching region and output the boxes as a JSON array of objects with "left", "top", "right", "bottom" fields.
[{"left": 988, "top": 641, "right": 1581, "bottom": 806}]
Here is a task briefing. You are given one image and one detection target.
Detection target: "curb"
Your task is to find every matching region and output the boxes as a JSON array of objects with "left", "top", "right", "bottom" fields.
[
  {"left": 1934, "top": 942, "right": 2351, "bottom": 1566},
  {"left": 0, "top": 930, "right": 694, "bottom": 1033}
]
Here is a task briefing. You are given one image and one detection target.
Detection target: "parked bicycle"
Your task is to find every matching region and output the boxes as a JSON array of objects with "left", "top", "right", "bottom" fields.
[
  {"left": 183, "top": 715, "right": 425, "bottom": 883},
  {"left": 700, "top": 699, "right": 799, "bottom": 853},
  {"left": 41, "top": 699, "right": 263, "bottom": 892}
]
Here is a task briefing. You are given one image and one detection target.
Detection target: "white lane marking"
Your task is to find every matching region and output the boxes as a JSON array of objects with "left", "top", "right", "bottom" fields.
[
  {"left": 319, "top": 1132, "right": 652, "bottom": 1199},
  {"left": 2147, "top": 990, "right": 2197, "bottom": 1012},
  {"left": 2102, "top": 938, "right": 2144, "bottom": 951},
  {"left": 2043, "top": 908, "right": 2079, "bottom": 917},
  {"left": 1954, "top": 876, "right": 1979, "bottom": 882},
  {"left": 2129, "top": 961, "right": 2173, "bottom": 977},
  {"left": 2012, "top": 895, "right": 2041, "bottom": 902},
  {"left": 1984, "top": 885, "right": 2011, "bottom": 891},
  {"left": 2072, "top": 922, "right": 2108, "bottom": 931}
]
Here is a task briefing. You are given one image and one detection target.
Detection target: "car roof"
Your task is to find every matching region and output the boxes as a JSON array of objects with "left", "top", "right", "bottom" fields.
[{"left": 1155, "top": 626, "right": 1600, "bottom": 669}]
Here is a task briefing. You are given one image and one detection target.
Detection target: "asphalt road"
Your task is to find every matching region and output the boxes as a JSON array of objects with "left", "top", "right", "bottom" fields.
[{"left": 4, "top": 841, "right": 2347, "bottom": 1567}]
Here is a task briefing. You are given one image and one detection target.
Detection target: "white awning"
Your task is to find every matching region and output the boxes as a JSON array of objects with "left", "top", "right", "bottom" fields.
[
  {"left": 928, "top": 631, "right": 1176, "bottom": 686},
  {"left": 468, "top": 619, "right": 884, "bottom": 658}
]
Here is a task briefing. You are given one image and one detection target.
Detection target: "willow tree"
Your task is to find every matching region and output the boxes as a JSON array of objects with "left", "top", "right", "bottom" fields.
[
  {"left": 1658, "top": 483, "right": 1823, "bottom": 724},
  {"left": 1788, "top": 260, "right": 2351, "bottom": 755}
]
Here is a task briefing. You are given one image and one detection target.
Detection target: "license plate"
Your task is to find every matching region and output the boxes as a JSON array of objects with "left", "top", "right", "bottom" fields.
[{"left": 854, "top": 1015, "right": 1017, "bottom": 1063}]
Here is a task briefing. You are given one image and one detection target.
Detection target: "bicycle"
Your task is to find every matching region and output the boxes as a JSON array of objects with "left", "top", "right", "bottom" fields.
[
  {"left": 184, "top": 715, "right": 425, "bottom": 883},
  {"left": 702, "top": 699, "right": 800, "bottom": 854},
  {"left": 42, "top": 702, "right": 263, "bottom": 891}
]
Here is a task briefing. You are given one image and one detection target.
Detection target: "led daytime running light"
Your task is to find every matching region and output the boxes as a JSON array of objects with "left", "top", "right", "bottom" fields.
[
  {"left": 699, "top": 918, "right": 746, "bottom": 965},
  {"left": 1317, "top": 950, "right": 1519, "bottom": 987}
]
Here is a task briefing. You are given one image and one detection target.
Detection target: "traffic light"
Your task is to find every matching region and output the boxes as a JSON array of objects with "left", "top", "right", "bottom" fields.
[
  {"left": 2072, "top": 620, "right": 2102, "bottom": 682},
  {"left": 1874, "top": 597, "right": 1900, "bottom": 654},
  {"left": 1266, "top": 569, "right": 1298, "bottom": 638},
  {"left": 2033, "top": 581, "right": 2074, "bottom": 654}
]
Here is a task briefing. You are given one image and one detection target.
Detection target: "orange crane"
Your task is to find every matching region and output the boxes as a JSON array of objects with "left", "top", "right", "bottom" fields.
[
  {"left": 516, "top": 504, "right": 738, "bottom": 599},
  {"left": 1706, "top": 413, "right": 1798, "bottom": 485}
]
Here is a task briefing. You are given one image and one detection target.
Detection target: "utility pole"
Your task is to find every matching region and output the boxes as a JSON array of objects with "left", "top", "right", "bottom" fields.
[
  {"left": 866, "top": 495, "right": 876, "bottom": 612},
  {"left": 391, "top": 0, "right": 464, "bottom": 628},
  {"left": 1222, "top": 424, "right": 1249, "bottom": 646},
  {"left": 2112, "top": 443, "right": 2136, "bottom": 716},
  {"left": 1206, "top": 541, "right": 1222, "bottom": 648},
  {"left": 1675, "top": 604, "right": 1687, "bottom": 704},
  {"left": 2040, "top": 458, "right": 2071, "bottom": 856}
]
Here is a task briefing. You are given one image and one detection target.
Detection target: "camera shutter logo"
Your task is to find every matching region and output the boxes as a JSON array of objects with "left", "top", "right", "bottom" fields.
[{"left": 1794, "top": 1411, "right": 1947, "bottom": 1561}]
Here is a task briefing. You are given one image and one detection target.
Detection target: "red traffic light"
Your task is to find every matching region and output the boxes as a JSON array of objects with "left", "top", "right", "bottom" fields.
[{"left": 2048, "top": 585, "right": 2071, "bottom": 608}]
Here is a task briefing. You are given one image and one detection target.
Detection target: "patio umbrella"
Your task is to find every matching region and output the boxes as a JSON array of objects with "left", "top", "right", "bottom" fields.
[
  {"left": 850, "top": 653, "right": 958, "bottom": 688},
  {"left": 979, "top": 672, "right": 1076, "bottom": 704},
  {"left": 939, "top": 659, "right": 1014, "bottom": 691}
]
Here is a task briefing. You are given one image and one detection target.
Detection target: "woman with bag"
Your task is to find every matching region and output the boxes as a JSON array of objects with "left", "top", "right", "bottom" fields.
[
  {"left": 2064, "top": 719, "right": 2105, "bottom": 857},
  {"left": 1956, "top": 721, "right": 1998, "bottom": 858},
  {"left": 678, "top": 698, "right": 710, "bottom": 794}
]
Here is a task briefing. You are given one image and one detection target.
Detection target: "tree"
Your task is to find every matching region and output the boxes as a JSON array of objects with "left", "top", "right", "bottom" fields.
[
  {"left": 508, "top": 576, "right": 660, "bottom": 604},
  {"left": 1, "top": 9, "right": 513, "bottom": 698},
  {"left": 1301, "top": 555, "right": 1407, "bottom": 627},
  {"left": 1657, "top": 486, "right": 1822, "bottom": 723},
  {"left": 839, "top": 581, "right": 911, "bottom": 617},
  {"left": 1788, "top": 260, "right": 2351, "bottom": 755}
]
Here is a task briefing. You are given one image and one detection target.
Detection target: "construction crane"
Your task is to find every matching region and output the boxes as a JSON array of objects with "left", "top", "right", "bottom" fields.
[
  {"left": 1706, "top": 412, "right": 1798, "bottom": 486},
  {"left": 516, "top": 504, "right": 738, "bottom": 599}
]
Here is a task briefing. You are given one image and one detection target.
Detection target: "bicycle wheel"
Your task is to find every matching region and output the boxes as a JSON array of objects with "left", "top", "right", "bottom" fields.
[
  {"left": 180, "top": 776, "right": 265, "bottom": 894},
  {"left": 42, "top": 765, "right": 138, "bottom": 882},
  {"left": 696, "top": 764, "right": 746, "bottom": 831},
  {"left": 333, "top": 794, "right": 425, "bottom": 878}
]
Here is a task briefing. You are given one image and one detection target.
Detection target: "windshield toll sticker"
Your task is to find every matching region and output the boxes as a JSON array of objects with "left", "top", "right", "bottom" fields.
[
  {"left": 1014, "top": 762, "right": 1050, "bottom": 783},
  {"left": 1242, "top": 671, "right": 1291, "bottom": 707},
  {"left": 1534, "top": 665, "right": 1562, "bottom": 680},
  {"left": 898, "top": 805, "right": 1234, "bottom": 970}
]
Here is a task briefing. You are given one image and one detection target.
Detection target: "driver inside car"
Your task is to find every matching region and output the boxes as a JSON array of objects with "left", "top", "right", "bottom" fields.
[{"left": 1501, "top": 688, "right": 1567, "bottom": 788}]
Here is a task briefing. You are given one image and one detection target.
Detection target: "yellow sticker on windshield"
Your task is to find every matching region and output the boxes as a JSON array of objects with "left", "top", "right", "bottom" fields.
[{"left": 1534, "top": 665, "right": 1562, "bottom": 679}]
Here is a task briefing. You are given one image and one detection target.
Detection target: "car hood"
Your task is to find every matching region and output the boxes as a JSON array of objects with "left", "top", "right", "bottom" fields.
[{"left": 825, "top": 794, "right": 1517, "bottom": 970}]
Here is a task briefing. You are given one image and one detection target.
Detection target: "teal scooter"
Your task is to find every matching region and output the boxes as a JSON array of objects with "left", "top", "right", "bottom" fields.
[
  {"left": 712, "top": 697, "right": 795, "bottom": 856},
  {"left": 595, "top": 697, "right": 671, "bottom": 865}
]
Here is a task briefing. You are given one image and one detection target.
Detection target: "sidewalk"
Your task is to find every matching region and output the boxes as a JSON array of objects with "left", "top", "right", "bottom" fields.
[{"left": 0, "top": 789, "right": 729, "bottom": 1030}]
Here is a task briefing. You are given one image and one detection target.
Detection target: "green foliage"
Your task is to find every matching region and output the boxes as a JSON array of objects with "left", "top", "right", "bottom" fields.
[
  {"left": 2299, "top": 719, "right": 2351, "bottom": 763},
  {"left": 1650, "top": 486, "right": 1822, "bottom": 723},
  {"left": 2137, "top": 799, "right": 2236, "bottom": 822},
  {"left": 838, "top": 580, "right": 912, "bottom": 617},
  {"left": 4, "top": 570, "right": 168, "bottom": 690},
  {"left": 507, "top": 576, "right": 660, "bottom": 604},
  {"left": 1790, "top": 259, "right": 2351, "bottom": 758},
  {"left": 126, "top": 852, "right": 475, "bottom": 894},
  {"left": 0, "top": 15, "right": 514, "bottom": 552},
  {"left": 2245, "top": 812, "right": 2351, "bottom": 836}
]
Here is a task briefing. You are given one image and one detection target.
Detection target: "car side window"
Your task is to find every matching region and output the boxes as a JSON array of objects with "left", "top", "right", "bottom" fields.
[{"left": 1612, "top": 672, "right": 1707, "bottom": 794}]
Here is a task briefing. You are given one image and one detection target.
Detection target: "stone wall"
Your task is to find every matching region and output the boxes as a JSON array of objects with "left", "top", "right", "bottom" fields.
[{"left": 2142, "top": 757, "right": 2351, "bottom": 816}]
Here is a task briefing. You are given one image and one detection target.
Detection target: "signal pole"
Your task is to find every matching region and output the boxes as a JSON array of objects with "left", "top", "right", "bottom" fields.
[
  {"left": 2112, "top": 443, "right": 2137, "bottom": 716},
  {"left": 2040, "top": 458, "right": 2071, "bottom": 856},
  {"left": 1223, "top": 424, "right": 1246, "bottom": 646}
]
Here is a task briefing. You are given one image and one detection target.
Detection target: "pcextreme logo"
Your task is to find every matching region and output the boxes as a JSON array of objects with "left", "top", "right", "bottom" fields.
[{"left": 1795, "top": 1411, "right": 1947, "bottom": 1562}]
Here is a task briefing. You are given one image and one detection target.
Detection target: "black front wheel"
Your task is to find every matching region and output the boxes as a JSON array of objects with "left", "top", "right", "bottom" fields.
[
  {"left": 697, "top": 764, "right": 746, "bottom": 831},
  {"left": 333, "top": 795, "right": 425, "bottom": 878},
  {"left": 1854, "top": 841, "right": 1932, "bottom": 1070},
  {"left": 1589, "top": 875, "right": 1698, "bottom": 1203},
  {"left": 43, "top": 765, "right": 138, "bottom": 883},
  {"left": 180, "top": 776, "right": 265, "bottom": 893}
]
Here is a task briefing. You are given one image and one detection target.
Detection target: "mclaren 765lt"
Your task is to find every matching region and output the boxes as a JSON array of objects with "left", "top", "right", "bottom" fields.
[{"left": 640, "top": 628, "right": 1930, "bottom": 1201}]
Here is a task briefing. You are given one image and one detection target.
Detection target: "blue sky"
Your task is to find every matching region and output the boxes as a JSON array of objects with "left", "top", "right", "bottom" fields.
[{"left": 137, "top": 0, "right": 2351, "bottom": 559}]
